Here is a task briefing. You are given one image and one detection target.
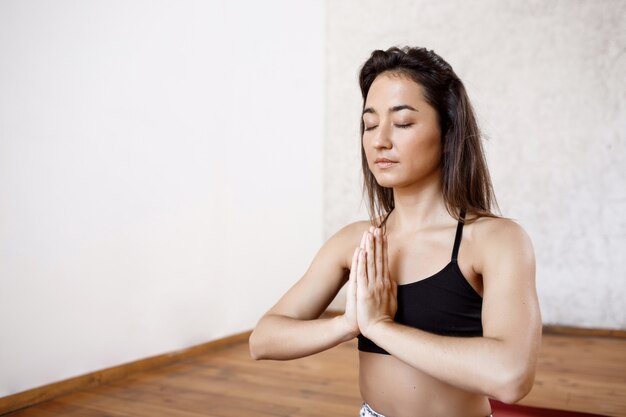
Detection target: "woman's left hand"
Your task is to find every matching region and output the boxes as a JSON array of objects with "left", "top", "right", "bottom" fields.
[{"left": 356, "top": 227, "right": 397, "bottom": 337}]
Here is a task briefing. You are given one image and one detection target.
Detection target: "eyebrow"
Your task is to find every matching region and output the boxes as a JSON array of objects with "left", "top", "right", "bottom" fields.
[{"left": 362, "top": 104, "right": 419, "bottom": 115}]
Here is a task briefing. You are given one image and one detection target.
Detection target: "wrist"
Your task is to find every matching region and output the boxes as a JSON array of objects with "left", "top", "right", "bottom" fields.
[
  {"left": 361, "top": 317, "right": 395, "bottom": 340},
  {"left": 333, "top": 314, "right": 359, "bottom": 342}
]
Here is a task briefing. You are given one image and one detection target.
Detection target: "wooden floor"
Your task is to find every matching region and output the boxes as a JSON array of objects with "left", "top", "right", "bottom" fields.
[{"left": 4, "top": 334, "right": 626, "bottom": 417}]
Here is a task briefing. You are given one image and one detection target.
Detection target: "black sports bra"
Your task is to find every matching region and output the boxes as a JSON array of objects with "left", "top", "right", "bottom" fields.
[{"left": 358, "top": 211, "right": 483, "bottom": 355}]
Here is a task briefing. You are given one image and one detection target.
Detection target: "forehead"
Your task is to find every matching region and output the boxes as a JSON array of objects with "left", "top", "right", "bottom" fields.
[{"left": 365, "top": 72, "right": 427, "bottom": 108}]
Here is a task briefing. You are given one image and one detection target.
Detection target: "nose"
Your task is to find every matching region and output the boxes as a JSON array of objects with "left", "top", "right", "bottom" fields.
[{"left": 372, "top": 123, "right": 392, "bottom": 149}]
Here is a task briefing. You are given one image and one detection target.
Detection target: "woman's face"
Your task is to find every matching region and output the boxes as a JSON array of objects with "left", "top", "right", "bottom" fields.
[{"left": 362, "top": 72, "right": 442, "bottom": 189}]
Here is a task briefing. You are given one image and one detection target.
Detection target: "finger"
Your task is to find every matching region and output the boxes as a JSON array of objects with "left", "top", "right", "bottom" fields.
[
  {"left": 366, "top": 232, "right": 376, "bottom": 287},
  {"left": 360, "top": 231, "right": 367, "bottom": 249},
  {"left": 375, "top": 228, "right": 383, "bottom": 284},
  {"left": 357, "top": 248, "right": 368, "bottom": 289},
  {"left": 383, "top": 232, "right": 391, "bottom": 284},
  {"left": 347, "top": 248, "right": 359, "bottom": 305}
]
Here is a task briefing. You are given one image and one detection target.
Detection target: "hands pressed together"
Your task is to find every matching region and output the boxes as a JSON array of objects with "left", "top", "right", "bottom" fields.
[{"left": 343, "top": 226, "right": 398, "bottom": 339}]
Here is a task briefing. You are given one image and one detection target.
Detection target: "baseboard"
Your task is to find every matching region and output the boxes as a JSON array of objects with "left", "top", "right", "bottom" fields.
[
  {"left": 0, "top": 330, "right": 251, "bottom": 416},
  {"left": 541, "top": 325, "right": 626, "bottom": 338}
]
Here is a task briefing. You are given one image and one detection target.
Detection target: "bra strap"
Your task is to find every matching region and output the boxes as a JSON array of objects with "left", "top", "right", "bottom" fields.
[{"left": 451, "top": 210, "right": 466, "bottom": 263}]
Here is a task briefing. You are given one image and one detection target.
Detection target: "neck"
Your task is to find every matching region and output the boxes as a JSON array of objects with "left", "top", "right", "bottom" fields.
[{"left": 387, "top": 170, "right": 451, "bottom": 232}]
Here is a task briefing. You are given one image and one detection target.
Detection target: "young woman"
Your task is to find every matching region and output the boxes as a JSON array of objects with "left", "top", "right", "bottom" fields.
[{"left": 249, "top": 46, "right": 542, "bottom": 417}]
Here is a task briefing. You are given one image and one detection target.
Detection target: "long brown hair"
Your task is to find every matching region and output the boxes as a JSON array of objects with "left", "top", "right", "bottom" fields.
[{"left": 358, "top": 46, "right": 499, "bottom": 227}]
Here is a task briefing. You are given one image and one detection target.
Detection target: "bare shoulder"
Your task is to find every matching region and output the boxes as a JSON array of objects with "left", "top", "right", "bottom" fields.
[
  {"left": 470, "top": 216, "right": 532, "bottom": 245},
  {"left": 466, "top": 215, "right": 535, "bottom": 275}
]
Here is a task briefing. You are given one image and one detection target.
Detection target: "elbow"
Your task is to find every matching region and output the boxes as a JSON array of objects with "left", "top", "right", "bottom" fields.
[
  {"left": 249, "top": 345, "right": 262, "bottom": 361},
  {"left": 491, "top": 365, "right": 535, "bottom": 404},
  {"left": 248, "top": 330, "right": 266, "bottom": 361}
]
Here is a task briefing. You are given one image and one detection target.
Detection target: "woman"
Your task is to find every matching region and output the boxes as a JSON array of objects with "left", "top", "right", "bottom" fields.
[{"left": 249, "top": 46, "right": 541, "bottom": 417}]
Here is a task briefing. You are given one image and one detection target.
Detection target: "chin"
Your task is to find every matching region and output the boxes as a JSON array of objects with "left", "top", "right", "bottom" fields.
[
  {"left": 375, "top": 180, "right": 395, "bottom": 188},
  {"left": 373, "top": 174, "right": 401, "bottom": 189}
]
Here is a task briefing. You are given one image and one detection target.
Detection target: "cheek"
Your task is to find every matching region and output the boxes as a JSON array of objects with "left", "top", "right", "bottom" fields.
[
  {"left": 401, "top": 134, "right": 442, "bottom": 170},
  {"left": 400, "top": 131, "right": 441, "bottom": 156},
  {"left": 423, "top": 134, "right": 442, "bottom": 157}
]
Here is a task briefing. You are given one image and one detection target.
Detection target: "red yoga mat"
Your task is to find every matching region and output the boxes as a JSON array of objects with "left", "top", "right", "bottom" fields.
[{"left": 489, "top": 400, "right": 609, "bottom": 417}]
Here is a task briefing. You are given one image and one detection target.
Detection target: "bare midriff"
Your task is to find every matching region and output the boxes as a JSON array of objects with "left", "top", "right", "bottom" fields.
[{"left": 359, "top": 351, "right": 492, "bottom": 417}]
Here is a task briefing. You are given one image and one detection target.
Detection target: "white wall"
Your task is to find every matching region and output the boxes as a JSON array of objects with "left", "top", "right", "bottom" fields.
[
  {"left": 0, "top": 0, "right": 325, "bottom": 397},
  {"left": 325, "top": 0, "right": 626, "bottom": 329}
]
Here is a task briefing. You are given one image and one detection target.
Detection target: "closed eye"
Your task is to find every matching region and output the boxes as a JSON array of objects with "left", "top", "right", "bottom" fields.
[{"left": 365, "top": 123, "right": 412, "bottom": 131}]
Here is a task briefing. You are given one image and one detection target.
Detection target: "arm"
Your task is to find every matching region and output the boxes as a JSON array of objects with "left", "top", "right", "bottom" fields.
[
  {"left": 359, "top": 220, "right": 542, "bottom": 403},
  {"left": 249, "top": 222, "right": 367, "bottom": 360}
]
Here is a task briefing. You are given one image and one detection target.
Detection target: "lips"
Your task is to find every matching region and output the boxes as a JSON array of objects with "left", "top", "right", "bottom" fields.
[{"left": 374, "top": 157, "right": 398, "bottom": 169}]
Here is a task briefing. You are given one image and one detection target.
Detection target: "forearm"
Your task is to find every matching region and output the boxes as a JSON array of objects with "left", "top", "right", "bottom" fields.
[
  {"left": 249, "top": 314, "right": 354, "bottom": 360},
  {"left": 366, "top": 321, "right": 536, "bottom": 403}
]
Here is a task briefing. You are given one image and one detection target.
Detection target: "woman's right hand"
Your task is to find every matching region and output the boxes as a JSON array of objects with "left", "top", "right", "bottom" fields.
[{"left": 341, "top": 230, "right": 369, "bottom": 339}]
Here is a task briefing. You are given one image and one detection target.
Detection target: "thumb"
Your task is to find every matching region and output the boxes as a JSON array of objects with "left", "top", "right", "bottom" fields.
[{"left": 347, "top": 248, "right": 359, "bottom": 295}]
